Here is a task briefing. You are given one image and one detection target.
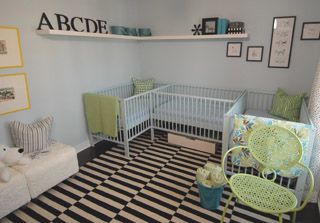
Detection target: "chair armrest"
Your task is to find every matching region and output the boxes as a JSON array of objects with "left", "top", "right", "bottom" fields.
[
  {"left": 222, "top": 146, "right": 250, "bottom": 184},
  {"left": 292, "top": 162, "right": 314, "bottom": 212}
]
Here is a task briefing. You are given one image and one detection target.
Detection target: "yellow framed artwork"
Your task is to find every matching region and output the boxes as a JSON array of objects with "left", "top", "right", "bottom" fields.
[
  {"left": 0, "top": 73, "right": 31, "bottom": 115},
  {"left": 0, "top": 26, "right": 24, "bottom": 68}
]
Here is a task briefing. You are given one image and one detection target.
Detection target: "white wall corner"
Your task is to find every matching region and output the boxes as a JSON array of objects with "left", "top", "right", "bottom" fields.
[{"left": 74, "top": 140, "right": 91, "bottom": 153}]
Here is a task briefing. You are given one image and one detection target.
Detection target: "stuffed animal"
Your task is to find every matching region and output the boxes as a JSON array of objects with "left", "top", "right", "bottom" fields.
[{"left": 0, "top": 145, "right": 30, "bottom": 183}]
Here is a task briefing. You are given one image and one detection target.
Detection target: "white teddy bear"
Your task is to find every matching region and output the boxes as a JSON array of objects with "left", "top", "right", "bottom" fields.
[{"left": 0, "top": 145, "right": 30, "bottom": 183}]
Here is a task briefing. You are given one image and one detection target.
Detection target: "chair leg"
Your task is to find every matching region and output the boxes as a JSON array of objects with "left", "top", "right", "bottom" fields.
[
  {"left": 221, "top": 193, "right": 234, "bottom": 223},
  {"left": 279, "top": 213, "right": 283, "bottom": 223},
  {"left": 291, "top": 211, "right": 297, "bottom": 223}
]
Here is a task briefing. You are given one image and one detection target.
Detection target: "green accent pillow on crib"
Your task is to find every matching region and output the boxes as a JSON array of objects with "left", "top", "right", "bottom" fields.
[
  {"left": 269, "top": 88, "right": 305, "bottom": 122},
  {"left": 132, "top": 78, "right": 154, "bottom": 95}
]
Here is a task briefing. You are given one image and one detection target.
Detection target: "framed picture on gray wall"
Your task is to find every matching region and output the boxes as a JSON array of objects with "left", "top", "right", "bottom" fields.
[
  {"left": 268, "top": 16, "right": 296, "bottom": 68},
  {"left": 226, "top": 42, "right": 242, "bottom": 57},
  {"left": 202, "top": 18, "right": 218, "bottom": 35},
  {"left": 247, "top": 46, "right": 264, "bottom": 62},
  {"left": 301, "top": 22, "right": 320, "bottom": 40}
]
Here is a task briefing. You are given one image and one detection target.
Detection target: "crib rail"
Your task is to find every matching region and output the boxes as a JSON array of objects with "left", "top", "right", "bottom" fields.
[
  {"left": 124, "top": 91, "right": 152, "bottom": 140},
  {"left": 152, "top": 91, "right": 234, "bottom": 142},
  {"left": 156, "top": 84, "right": 242, "bottom": 101},
  {"left": 247, "top": 90, "right": 274, "bottom": 111},
  {"left": 222, "top": 91, "right": 248, "bottom": 157}
]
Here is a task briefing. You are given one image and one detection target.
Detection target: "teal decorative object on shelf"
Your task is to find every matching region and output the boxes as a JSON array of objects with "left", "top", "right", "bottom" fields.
[
  {"left": 138, "top": 28, "right": 152, "bottom": 36},
  {"left": 110, "top": 26, "right": 129, "bottom": 35},
  {"left": 127, "top": 28, "right": 138, "bottom": 36},
  {"left": 218, "top": 19, "right": 229, "bottom": 34}
]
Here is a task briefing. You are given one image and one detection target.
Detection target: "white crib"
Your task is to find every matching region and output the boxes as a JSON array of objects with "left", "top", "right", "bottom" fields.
[
  {"left": 151, "top": 84, "right": 245, "bottom": 142},
  {"left": 87, "top": 83, "right": 168, "bottom": 157},
  {"left": 222, "top": 90, "right": 316, "bottom": 205}
]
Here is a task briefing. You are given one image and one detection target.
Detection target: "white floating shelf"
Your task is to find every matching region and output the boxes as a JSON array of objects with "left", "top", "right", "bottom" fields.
[{"left": 36, "top": 29, "right": 249, "bottom": 41}]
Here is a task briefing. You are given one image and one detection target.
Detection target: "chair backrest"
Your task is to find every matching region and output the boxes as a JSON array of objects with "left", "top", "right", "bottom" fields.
[{"left": 248, "top": 125, "right": 303, "bottom": 170}]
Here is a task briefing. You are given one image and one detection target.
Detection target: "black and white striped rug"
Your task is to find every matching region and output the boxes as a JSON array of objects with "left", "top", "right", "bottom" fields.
[{"left": 2, "top": 131, "right": 290, "bottom": 223}]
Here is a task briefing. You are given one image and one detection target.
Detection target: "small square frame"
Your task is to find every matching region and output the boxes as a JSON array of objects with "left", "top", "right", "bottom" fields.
[
  {"left": 226, "top": 42, "right": 242, "bottom": 57},
  {"left": 202, "top": 18, "right": 218, "bottom": 35},
  {"left": 246, "top": 46, "right": 264, "bottom": 62},
  {"left": 301, "top": 22, "right": 320, "bottom": 40}
]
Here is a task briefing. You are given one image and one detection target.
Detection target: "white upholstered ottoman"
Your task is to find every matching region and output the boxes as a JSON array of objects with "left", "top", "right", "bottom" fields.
[
  {"left": 0, "top": 169, "right": 31, "bottom": 218},
  {"left": 13, "top": 142, "right": 79, "bottom": 198}
]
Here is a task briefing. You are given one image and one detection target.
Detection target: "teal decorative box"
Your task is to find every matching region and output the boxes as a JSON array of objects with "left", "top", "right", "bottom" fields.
[
  {"left": 127, "top": 28, "right": 138, "bottom": 36},
  {"left": 218, "top": 19, "right": 229, "bottom": 34},
  {"left": 138, "top": 28, "right": 152, "bottom": 36},
  {"left": 110, "top": 26, "right": 129, "bottom": 35}
]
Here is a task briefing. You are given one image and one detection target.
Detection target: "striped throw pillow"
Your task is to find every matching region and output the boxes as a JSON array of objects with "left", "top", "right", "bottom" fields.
[
  {"left": 269, "top": 89, "right": 305, "bottom": 122},
  {"left": 9, "top": 116, "right": 53, "bottom": 154},
  {"left": 132, "top": 78, "right": 154, "bottom": 95}
]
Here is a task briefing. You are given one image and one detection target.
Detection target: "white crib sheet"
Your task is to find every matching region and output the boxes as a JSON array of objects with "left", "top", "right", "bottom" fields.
[
  {"left": 153, "top": 99, "right": 229, "bottom": 131},
  {"left": 245, "top": 109, "right": 285, "bottom": 120}
]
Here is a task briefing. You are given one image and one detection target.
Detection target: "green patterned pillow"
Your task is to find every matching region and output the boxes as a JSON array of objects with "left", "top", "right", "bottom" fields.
[
  {"left": 132, "top": 78, "right": 154, "bottom": 95},
  {"left": 269, "top": 88, "right": 305, "bottom": 122}
]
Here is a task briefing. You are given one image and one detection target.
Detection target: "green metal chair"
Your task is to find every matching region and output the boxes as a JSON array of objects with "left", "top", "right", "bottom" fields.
[{"left": 221, "top": 125, "right": 314, "bottom": 223}]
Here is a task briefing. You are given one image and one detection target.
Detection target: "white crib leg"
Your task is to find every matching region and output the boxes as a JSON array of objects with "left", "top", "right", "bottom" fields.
[
  {"left": 88, "top": 132, "right": 95, "bottom": 147},
  {"left": 124, "top": 141, "right": 129, "bottom": 157},
  {"left": 151, "top": 128, "right": 155, "bottom": 141}
]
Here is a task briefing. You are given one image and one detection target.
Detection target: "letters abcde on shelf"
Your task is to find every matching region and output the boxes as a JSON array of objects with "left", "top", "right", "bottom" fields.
[{"left": 37, "top": 12, "right": 108, "bottom": 34}]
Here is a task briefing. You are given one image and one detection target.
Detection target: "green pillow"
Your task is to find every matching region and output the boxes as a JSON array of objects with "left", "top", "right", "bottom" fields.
[
  {"left": 132, "top": 78, "right": 154, "bottom": 95},
  {"left": 269, "top": 88, "right": 305, "bottom": 122}
]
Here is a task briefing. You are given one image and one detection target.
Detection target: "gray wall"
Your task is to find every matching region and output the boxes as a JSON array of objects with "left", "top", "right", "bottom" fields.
[
  {"left": 1, "top": 0, "right": 320, "bottom": 147},
  {"left": 138, "top": 0, "right": 320, "bottom": 94},
  {"left": 0, "top": 0, "right": 141, "bottom": 146}
]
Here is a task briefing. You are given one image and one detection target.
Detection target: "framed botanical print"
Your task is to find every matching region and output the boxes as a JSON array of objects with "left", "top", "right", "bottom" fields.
[
  {"left": 247, "top": 46, "right": 264, "bottom": 62},
  {"left": 0, "top": 26, "right": 24, "bottom": 68},
  {"left": 301, "top": 22, "right": 320, "bottom": 40},
  {"left": 226, "top": 42, "right": 242, "bottom": 57},
  {"left": 0, "top": 73, "right": 31, "bottom": 115},
  {"left": 268, "top": 16, "right": 296, "bottom": 68}
]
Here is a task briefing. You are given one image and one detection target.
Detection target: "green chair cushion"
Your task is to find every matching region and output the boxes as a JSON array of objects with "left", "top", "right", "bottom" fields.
[
  {"left": 230, "top": 174, "right": 297, "bottom": 214},
  {"left": 132, "top": 78, "right": 154, "bottom": 95},
  {"left": 269, "top": 88, "right": 305, "bottom": 122}
]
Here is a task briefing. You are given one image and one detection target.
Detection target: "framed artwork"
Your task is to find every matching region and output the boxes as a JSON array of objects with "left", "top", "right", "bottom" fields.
[
  {"left": 202, "top": 18, "right": 218, "bottom": 35},
  {"left": 268, "top": 16, "right": 296, "bottom": 68},
  {"left": 301, "top": 22, "right": 320, "bottom": 40},
  {"left": 0, "top": 26, "right": 24, "bottom": 68},
  {"left": 247, "top": 46, "right": 264, "bottom": 62},
  {"left": 226, "top": 42, "right": 242, "bottom": 57},
  {"left": 0, "top": 73, "right": 30, "bottom": 115}
]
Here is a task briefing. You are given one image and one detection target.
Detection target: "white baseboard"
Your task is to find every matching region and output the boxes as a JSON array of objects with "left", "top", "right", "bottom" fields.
[{"left": 75, "top": 140, "right": 91, "bottom": 153}]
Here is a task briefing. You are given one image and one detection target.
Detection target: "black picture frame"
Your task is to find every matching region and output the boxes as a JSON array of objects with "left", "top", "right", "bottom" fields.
[
  {"left": 246, "top": 46, "right": 264, "bottom": 62},
  {"left": 301, "top": 22, "right": 320, "bottom": 40},
  {"left": 226, "top": 42, "right": 242, "bottom": 57},
  {"left": 202, "top": 18, "right": 218, "bottom": 35},
  {"left": 268, "top": 16, "right": 296, "bottom": 69}
]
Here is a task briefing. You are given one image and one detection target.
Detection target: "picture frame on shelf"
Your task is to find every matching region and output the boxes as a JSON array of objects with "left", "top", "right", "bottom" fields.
[
  {"left": 247, "top": 46, "right": 264, "bottom": 62},
  {"left": 202, "top": 18, "right": 218, "bottom": 35},
  {"left": 226, "top": 42, "right": 242, "bottom": 57},
  {"left": 0, "top": 73, "right": 31, "bottom": 115},
  {"left": 301, "top": 22, "right": 320, "bottom": 40},
  {"left": 0, "top": 26, "right": 24, "bottom": 69},
  {"left": 268, "top": 16, "right": 296, "bottom": 68}
]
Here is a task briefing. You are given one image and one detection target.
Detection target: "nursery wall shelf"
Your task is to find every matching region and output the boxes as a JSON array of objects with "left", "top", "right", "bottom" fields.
[{"left": 36, "top": 29, "right": 249, "bottom": 41}]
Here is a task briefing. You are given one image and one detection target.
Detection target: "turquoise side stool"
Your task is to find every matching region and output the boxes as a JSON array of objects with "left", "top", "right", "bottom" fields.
[{"left": 221, "top": 125, "right": 314, "bottom": 223}]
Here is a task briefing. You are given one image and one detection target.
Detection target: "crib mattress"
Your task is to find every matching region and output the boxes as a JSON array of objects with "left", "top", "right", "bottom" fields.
[
  {"left": 245, "top": 109, "right": 285, "bottom": 120},
  {"left": 153, "top": 99, "right": 229, "bottom": 131}
]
